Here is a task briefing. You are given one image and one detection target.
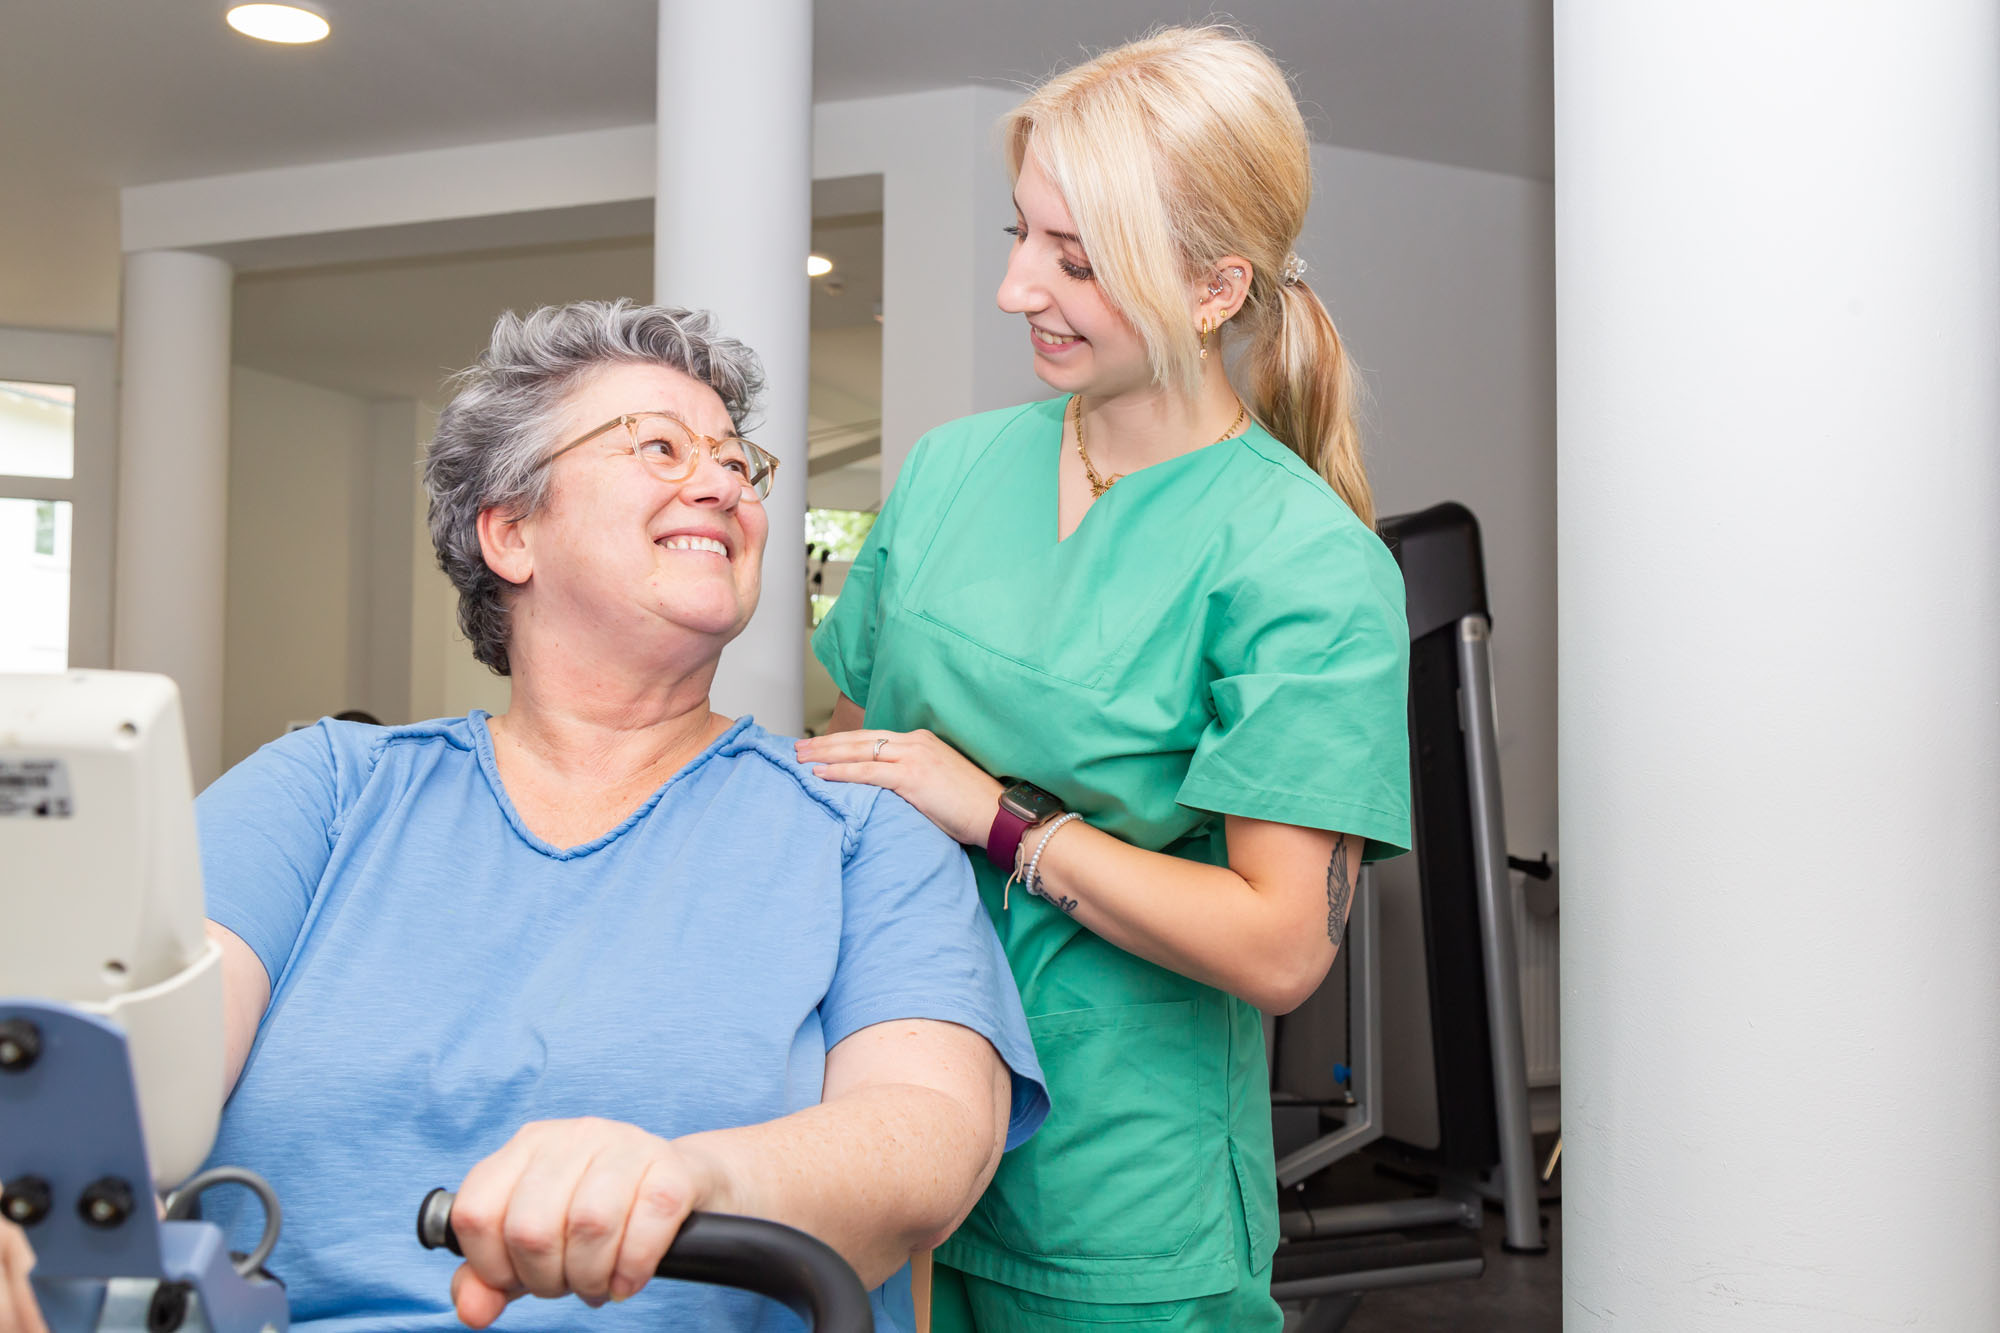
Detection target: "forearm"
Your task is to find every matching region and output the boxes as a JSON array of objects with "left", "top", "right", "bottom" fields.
[
  {"left": 829, "top": 694, "right": 865, "bottom": 732},
  {"left": 1023, "top": 821, "right": 1346, "bottom": 1013},
  {"left": 675, "top": 1081, "right": 999, "bottom": 1287},
  {"left": 795, "top": 714, "right": 1351, "bottom": 1010}
]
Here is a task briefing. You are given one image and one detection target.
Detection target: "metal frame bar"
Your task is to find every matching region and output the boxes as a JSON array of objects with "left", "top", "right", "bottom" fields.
[
  {"left": 1275, "top": 870, "right": 1381, "bottom": 1186},
  {"left": 1273, "top": 1258, "right": 1487, "bottom": 1300},
  {"left": 1268, "top": 609, "right": 1547, "bottom": 1280},
  {"left": 1454, "top": 614, "right": 1547, "bottom": 1253},
  {"left": 1274, "top": 873, "right": 1487, "bottom": 1243},
  {"left": 1281, "top": 1196, "right": 1477, "bottom": 1241}
]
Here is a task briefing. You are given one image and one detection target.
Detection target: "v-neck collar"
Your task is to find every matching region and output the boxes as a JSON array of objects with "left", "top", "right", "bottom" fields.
[
  {"left": 469, "top": 711, "right": 753, "bottom": 860},
  {"left": 1048, "top": 395, "right": 1267, "bottom": 547}
]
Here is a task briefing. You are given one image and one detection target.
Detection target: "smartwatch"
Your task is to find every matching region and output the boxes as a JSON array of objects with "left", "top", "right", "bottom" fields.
[{"left": 987, "top": 779, "right": 1065, "bottom": 871}]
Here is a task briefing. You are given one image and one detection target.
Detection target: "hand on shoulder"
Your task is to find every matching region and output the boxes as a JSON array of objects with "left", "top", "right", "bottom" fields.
[{"left": 795, "top": 728, "right": 1004, "bottom": 848}]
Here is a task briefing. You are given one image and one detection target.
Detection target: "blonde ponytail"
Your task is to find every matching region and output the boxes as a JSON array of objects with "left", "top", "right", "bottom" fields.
[
  {"left": 1006, "top": 25, "right": 1380, "bottom": 528},
  {"left": 1245, "top": 278, "right": 1375, "bottom": 529}
]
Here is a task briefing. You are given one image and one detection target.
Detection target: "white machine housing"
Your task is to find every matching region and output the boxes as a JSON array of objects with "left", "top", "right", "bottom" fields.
[{"left": 0, "top": 670, "right": 225, "bottom": 1187}]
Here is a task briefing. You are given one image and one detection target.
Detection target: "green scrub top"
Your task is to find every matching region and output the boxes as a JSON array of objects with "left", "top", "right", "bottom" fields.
[{"left": 812, "top": 397, "right": 1411, "bottom": 1305}]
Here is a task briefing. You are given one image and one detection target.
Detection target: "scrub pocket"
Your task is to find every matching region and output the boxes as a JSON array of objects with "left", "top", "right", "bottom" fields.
[
  {"left": 1002, "top": 1289, "right": 1186, "bottom": 1326},
  {"left": 981, "top": 999, "right": 1221, "bottom": 1265}
]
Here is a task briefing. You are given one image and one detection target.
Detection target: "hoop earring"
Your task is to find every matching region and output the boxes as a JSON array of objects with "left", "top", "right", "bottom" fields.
[{"left": 1199, "top": 317, "right": 1211, "bottom": 361}]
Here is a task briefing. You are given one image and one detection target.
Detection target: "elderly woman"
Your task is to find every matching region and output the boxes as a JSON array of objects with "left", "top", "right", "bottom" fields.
[{"left": 83, "top": 301, "right": 1044, "bottom": 1333}]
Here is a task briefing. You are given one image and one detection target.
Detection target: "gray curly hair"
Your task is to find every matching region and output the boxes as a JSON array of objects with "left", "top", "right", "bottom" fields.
[{"left": 424, "top": 299, "right": 764, "bottom": 676}]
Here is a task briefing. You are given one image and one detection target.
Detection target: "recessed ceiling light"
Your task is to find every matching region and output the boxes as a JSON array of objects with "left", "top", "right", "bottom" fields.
[
  {"left": 807, "top": 254, "right": 834, "bottom": 278},
  {"left": 226, "top": 3, "right": 330, "bottom": 44}
]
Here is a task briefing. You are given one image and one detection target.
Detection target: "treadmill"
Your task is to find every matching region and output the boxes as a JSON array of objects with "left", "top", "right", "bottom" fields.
[{"left": 1269, "top": 501, "right": 1547, "bottom": 1331}]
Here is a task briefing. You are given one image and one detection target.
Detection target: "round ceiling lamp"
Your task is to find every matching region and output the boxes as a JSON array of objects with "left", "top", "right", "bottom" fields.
[
  {"left": 226, "top": 3, "right": 331, "bottom": 44},
  {"left": 807, "top": 254, "right": 834, "bottom": 278}
]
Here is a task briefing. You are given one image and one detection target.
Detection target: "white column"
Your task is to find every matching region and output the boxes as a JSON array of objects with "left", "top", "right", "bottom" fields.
[
  {"left": 349, "top": 398, "right": 419, "bottom": 723},
  {"left": 1557, "top": 5, "right": 2000, "bottom": 1330},
  {"left": 114, "top": 250, "right": 233, "bottom": 789},
  {"left": 655, "top": 0, "right": 812, "bottom": 734}
]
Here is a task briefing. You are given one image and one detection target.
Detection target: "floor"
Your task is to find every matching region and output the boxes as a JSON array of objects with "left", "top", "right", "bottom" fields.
[
  {"left": 1282, "top": 1138, "right": 1563, "bottom": 1333},
  {"left": 1335, "top": 1204, "right": 1561, "bottom": 1331}
]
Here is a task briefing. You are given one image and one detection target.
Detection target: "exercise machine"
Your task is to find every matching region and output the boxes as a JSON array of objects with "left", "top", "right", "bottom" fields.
[
  {"left": 1, "top": 670, "right": 868, "bottom": 1331},
  {"left": 1269, "top": 502, "right": 1548, "bottom": 1329}
]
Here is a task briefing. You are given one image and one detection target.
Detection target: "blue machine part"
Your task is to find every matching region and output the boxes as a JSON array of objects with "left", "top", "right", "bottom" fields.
[{"left": 0, "top": 1001, "right": 288, "bottom": 1333}]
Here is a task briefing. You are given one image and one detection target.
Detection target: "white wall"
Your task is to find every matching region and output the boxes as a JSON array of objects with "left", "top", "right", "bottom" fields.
[
  {"left": 815, "top": 90, "right": 984, "bottom": 486},
  {"left": 1299, "top": 144, "right": 1561, "bottom": 1081},
  {"left": 405, "top": 399, "right": 510, "bottom": 724},
  {"left": 348, "top": 399, "right": 420, "bottom": 723},
  {"left": 1306, "top": 142, "right": 1558, "bottom": 872},
  {"left": 812, "top": 85, "right": 1083, "bottom": 479},
  {"left": 223, "top": 367, "right": 372, "bottom": 765},
  {"left": 968, "top": 87, "right": 1058, "bottom": 417},
  {"left": 225, "top": 372, "right": 502, "bottom": 767},
  {"left": 0, "top": 184, "right": 121, "bottom": 334},
  {"left": 225, "top": 370, "right": 503, "bottom": 766}
]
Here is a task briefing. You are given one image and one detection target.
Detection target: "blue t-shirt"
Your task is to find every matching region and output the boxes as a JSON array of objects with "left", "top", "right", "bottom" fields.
[{"left": 196, "top": 713, "right": 1047, "bottom": 1333}]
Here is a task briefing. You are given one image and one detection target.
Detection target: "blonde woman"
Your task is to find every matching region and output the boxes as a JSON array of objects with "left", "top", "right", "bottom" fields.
[{"left": 797, "top": 28, "right": 1410, "bottom": 1331}]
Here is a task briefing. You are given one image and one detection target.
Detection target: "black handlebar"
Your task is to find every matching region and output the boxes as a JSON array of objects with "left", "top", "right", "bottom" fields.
[{"left": 417, "top": 1189, "right": 872, "bottom": 1333}]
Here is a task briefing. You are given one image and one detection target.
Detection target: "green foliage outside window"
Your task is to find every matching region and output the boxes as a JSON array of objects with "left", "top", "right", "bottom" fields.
[
  {"left": 805, "top": 507, "right": 877, "bottom": 561},
  {"left": 806, "top": 508, "right": 877, "bottom": 628}
]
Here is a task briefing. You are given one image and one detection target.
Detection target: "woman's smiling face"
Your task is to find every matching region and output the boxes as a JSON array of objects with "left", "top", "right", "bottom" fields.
[
  {"left": 503, "top": 361, "right": 768, "bottom": 655},
  {"left": 996, "top": 149, "right": 1156, "bottom": 400}
]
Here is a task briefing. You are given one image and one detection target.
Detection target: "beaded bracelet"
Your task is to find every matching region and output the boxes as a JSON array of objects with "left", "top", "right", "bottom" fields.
[{"left": 1023, "top": 812, "right": 1084, "bottom": 900}]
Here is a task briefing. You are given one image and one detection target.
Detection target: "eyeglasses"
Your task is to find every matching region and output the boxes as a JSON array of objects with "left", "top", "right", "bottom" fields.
[{"left": 538, "top": 411, "right": 779, "bottom": 501}]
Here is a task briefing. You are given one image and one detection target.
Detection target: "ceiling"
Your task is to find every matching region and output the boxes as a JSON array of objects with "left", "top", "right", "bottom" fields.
[
  {"left": 231, "top": 179, "right": 884, "bottom": 402},
  {"left": 5, "top": 1, "right": 1551, "bottom": 189},
  {"left": 231, "top": 207, "right": 890, "bottom": 508},
  {"left": 10, "top": 1, "right": 1548, "bottom": 507}
]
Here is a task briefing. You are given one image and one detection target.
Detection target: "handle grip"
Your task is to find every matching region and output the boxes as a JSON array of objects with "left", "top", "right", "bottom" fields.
[{"left": 417, "top": 1188, "right": 872, "bottom": 1333}]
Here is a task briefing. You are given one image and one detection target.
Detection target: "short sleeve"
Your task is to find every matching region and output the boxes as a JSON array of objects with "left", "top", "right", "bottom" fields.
[
  {"left": 1177, "top": 522, "right": 1413, "bottom": 861},
  {"left": 819, "top": 790, "right": 1049, "bottom": 1149},
  {"left": 194, "top": 722, "right": 358, "bottom": 986},
  {"left": 811, "top": 439, "right": 927, "bottom": 710}
]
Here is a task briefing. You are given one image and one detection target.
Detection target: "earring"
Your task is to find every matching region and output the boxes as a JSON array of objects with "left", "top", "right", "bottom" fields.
[{"left": 1199, "top": 317, "right": 1211, "bottom": 360}]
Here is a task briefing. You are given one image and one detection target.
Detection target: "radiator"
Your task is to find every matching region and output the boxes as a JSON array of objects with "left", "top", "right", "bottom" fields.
[{"left": 1514, "top": 879, "right": 1561, "bottom": 1086}]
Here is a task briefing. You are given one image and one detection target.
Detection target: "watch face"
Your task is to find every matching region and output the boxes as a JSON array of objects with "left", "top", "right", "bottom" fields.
[{"left": 1000, "top": 781, "right": 1064, "bottom": 822}]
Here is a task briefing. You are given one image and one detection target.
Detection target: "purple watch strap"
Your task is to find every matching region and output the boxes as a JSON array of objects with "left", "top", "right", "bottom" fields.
[{"left": 987, "top": 805, "right": 1034, "bottom": 872}]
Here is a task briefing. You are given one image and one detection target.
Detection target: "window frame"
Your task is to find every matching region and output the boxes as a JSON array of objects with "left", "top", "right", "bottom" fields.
[{"left": 0, "top": 327, "right": 117, "bottom": 669}]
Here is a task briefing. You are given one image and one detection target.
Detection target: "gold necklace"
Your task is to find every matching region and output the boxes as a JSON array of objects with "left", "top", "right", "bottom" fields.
[{"left": 1073, "top": 395, "right": 1249, "bottom": 498}]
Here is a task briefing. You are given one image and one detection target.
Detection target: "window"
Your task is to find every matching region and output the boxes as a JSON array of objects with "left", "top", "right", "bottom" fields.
[
  {"left": 0, "top": 381, "right": 76, "bottom": 480},
  {"left": 0, "top": 330, "right": 115, "bottom": 671},
  {"left": 0, "top": 497, "right": 72, "bottom": 672},
  {"left": 0, "top": 382, "right": 77, "bottom": 668},
  {"left": 805, "top": 506, "right": 877, "bottom": 627}
]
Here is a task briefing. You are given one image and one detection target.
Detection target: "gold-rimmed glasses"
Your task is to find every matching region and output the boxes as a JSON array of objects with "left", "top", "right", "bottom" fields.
[{"left": 538, "top": 411, "right": 779, "bottom": 501}]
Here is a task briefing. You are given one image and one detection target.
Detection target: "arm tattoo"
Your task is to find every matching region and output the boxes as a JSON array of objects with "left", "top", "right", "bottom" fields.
[
  {"left": 1051, "top": 894, "right": 1079, "bottom": 916},
  {"left": 1325, "top": 837, "right": 1354, "bottom": 950}
]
